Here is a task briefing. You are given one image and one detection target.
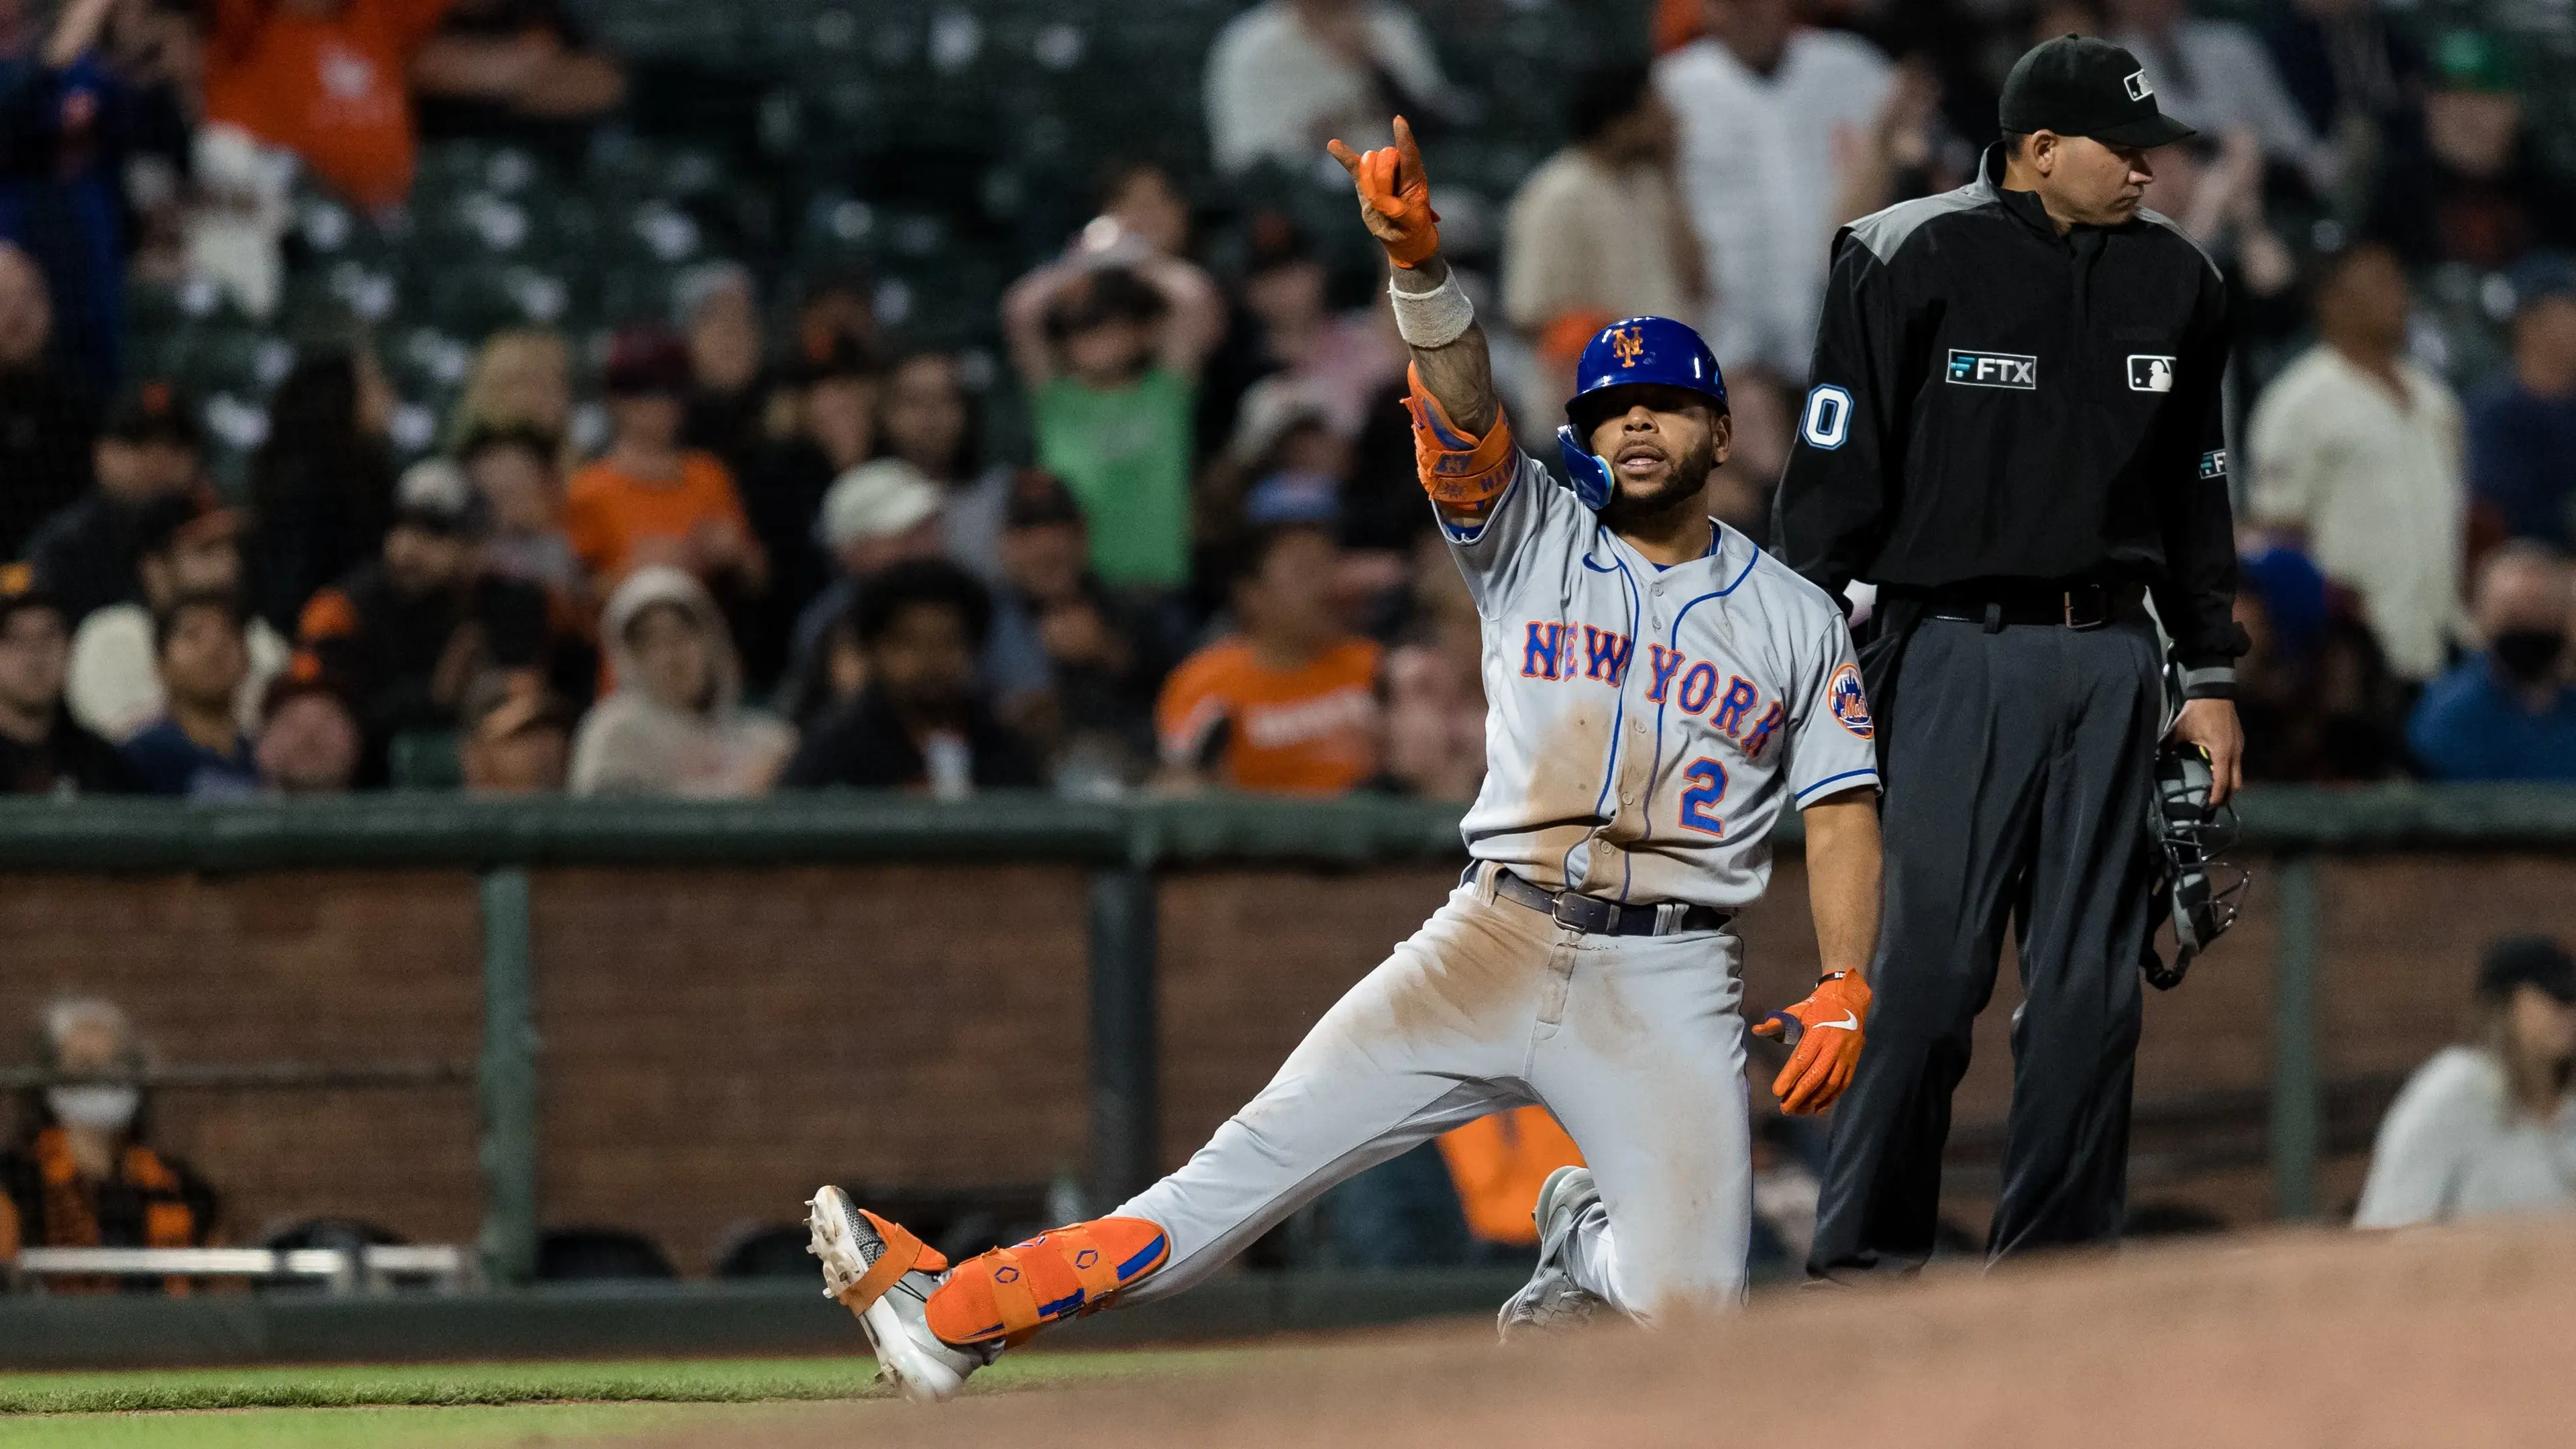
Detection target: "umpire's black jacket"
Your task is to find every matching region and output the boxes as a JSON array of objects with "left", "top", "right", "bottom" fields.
[{"left": 1774, "top": 145, "right": 2241, "bottom": 697}]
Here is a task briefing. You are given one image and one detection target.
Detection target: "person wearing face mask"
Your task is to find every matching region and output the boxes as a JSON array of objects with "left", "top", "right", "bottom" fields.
[
  {"left": 2407, "top": 543, "right": 2576, "bottom": 782},
  {"left": 0, "top": 998, "right": 218, "bottom": 1275},
  {"left": 2355, "top": 936, "right": 2576, "bottom": 1228}
]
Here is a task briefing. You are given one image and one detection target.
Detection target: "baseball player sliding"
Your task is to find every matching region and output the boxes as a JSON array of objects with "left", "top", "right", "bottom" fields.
[{"left": 805, "top": 118, "right": 1886, "bottom": 1403}]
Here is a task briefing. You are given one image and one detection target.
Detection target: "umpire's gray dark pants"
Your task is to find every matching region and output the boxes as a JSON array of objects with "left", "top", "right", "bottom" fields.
[{"left": 1809, "top": 612, "right": 2163, "bottom": 1277}]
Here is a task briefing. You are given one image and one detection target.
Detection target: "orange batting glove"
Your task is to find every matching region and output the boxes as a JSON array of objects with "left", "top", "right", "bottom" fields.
[
  {"left": 1326, "top": 115, "right": 1441, "bottom": 268},
  {"left": 1752, "top": 971, "right": 1872, "bottom": 1116}
]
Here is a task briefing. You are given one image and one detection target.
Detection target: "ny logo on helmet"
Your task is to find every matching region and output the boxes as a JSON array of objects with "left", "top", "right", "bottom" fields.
[{"left": 1611, "top": 327, "right": 1645, "bottom": 368}]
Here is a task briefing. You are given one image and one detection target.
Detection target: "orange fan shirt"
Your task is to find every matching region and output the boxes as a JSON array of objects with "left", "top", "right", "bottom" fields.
[
  {"left": 1436, "top": 1107, "right": 1585, "bottom": 1246},
  {"left": 205, "top": 0, "right": 453, "bottom": 213},
  {"left": 1155, "top": 636, "right": 1382, "bottom": 795},
  {"left": 561, "top": 451, "right": 751, "bottom": 589}
]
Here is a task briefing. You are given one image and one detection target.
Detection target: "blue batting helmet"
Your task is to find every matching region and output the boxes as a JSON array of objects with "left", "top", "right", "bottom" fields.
[{"left": 1556, "top": 317, "right": 1727, "bottom": 511}]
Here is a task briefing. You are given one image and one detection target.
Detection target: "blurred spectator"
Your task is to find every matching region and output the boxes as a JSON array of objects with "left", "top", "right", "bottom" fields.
[
  {"left": 2137, "top": 130, "right": 2302, "bottom": 366},
  {"left": 443, "top": 327, "right": 573, "bottom": 458},
  {"left": 790, "top": 266, "right": 879, "bottom": 377},
  {"left": 0, "top": 0, "right": 189, "bottom": 402},
  {"left": 563, "top": 325, "right": 764, "bottom": 598},
  {"left": 119, "top": 589, "right": 259, "bottom": 797},
  {"left": 777, "top": 459, "right": 952, "bottom": 718},
  {"left": 411, "top": 0, "right": 626, "bottom": 149},
  {"left": 1202, "top": 0, "right": 1467, "bottom": 178},
  {"left": 1503, "top": 64, "right": 1706, "bottom": 423},
  {"left": 0, "top": 243, "right": 91, "bottom": 557},
  {"left": 248, "top": 347, "right": 399, "bottom": 633},
  {"left": 878, "top": 350, "right": 1008, "bottom": 586},
  {"left": 674, "top": 262, "right": 772, "bottom": 480},
  {"left": 2355, "top": 936, "right": 2576, "bottom": 1228},
  {"left": 0, "top": 998, "right": 217, "bottom": 1263},
  {"left": 1379, "top": 533, "right": 1482, "bottom": 802},
  {"left": 1705, "top": 366, "right": 1787, "bottom": 537},
  {"left": 2407, "top": 544, "right": 2576, "bottom": 782},
  {"left": 458, "top": 424, "right": 578, "bottom": 598},
  {"left": 0, "top": 572, "right": 131, "bottom": 794},
  {"left": 1656, "top": 0, "right": 1894, "bottom": 378},
  {"left": 2467, "top": 252, "right": 2576, "bottom": 553},
  {"left": 780, "top": 558, "right": 1043, "bottom": 796},
  {"left": 2108, "top": 0, "right": 2329, "bottom": 193},
  {"left": 203, "top": 0, "right": 452, "bottom": 215},
  {"left": 2247, "top": 243, "right": 2465, "bottom": 684},
  {"left": 989, "top": 470, "right": 1179, "bottom": 790},
  {"left": 2374, "top": 31, "right": 2576, "bottom": 272},
  {"left": 1156, "top": 521, "right": 1379, "bottom": 795},
  {"left": 458, "top": 670, "right": 566, "bottom": 794},
  {"left": 2257, "top": 0, "right": 2421, "bottom": 182},
  {"left": 1435, "top": 1108, "right": 1585, "bottom": 1252},
  {"left": 1016, "top": 266, "right": 1220, "bottom": 593},
  {"left": 25, "top": 379, "right": 202, "bottom": 625},
  {"left": 66, "top": 496, "right": 289, "bottom": 743},
  {"left": 2233, "top": 545, "right": 2403, "bottom": 783},
  {"left": 1198, "top": 215, "right": 1400, "bottom": 455},
  {"left": 568, "top": 564, "right": 788, "bottom": 797},
  {"left": 252, "top": 672, "right": 359, "bottom": 794},
  {"left": 297, "top": 459, "right": 552, "bottom": 782},
  {"left": 740, "top": 338, "right": 878, "bottom": 678}
]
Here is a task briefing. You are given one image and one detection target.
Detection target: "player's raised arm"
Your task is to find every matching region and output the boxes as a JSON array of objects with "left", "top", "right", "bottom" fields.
[{"left": 1328, "top": 119, "right": 1510, "bottom": 531}]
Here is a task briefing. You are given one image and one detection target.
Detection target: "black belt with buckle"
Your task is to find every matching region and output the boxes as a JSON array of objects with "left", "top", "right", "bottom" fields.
[
  {"left": 1476, "top": 865, "right": 1733, "bottom": 937},
  {"left": 1910, "top": 580, "right": 2145, "bottom": 632}
]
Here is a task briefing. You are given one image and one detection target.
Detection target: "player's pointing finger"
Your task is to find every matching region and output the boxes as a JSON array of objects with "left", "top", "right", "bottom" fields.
[
  {"left": 1392, "top": 114, "right": 1425, "bottom": 177},
  {"left": 1326, "top": 138, "right": 1364, "bottom": 176}
]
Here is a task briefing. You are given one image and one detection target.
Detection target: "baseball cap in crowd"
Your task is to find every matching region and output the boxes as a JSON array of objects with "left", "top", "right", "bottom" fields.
[
  {"left": 258, "top": 662, "right": 352, "bottom": 727},
  {"left": 392, "top": 458, "right": 480, "bottom": 537},
  {"left": 819, "top": 459, "right": 941, "bottom": 551},
  {"left": 1243, "top": 470, "right": 1342, "bottom": 529},
  {"left": 1003, "top": 469, "right": 1086, "bottom": 531},
  {"left": 131, "top": 492, "right": 242, "bottom": 559},
  {"left": 601, "top": 325, "right": 695, "bottom": 398},
  {"left": 2479, "top": 936, "right": 2576, "bottom": 1005},
  {"left": 102, "top": 378, "right": 201, "bottom": 449},
  {"left": 2430, "top": 30, "right": 2519, "bottom": 95},
  {"left": 2505, "top": 250, "right": 2576, "bottom": 315},
  {"left": 0, "top": 562, "right": 60, "bottom": 631},
  {"left": 2000, "top": 36, "right": 2194, "bottom": 148}
]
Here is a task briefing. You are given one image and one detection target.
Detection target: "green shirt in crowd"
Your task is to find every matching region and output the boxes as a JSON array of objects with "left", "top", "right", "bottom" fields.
[{"left": 1032, "top": 367, "right": 1195, "bottom": 589}]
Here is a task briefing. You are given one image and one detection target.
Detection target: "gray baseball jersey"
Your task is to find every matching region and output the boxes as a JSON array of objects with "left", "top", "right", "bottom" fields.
[
  {"left": 1446, "top": 453, "right": 1881, "bottom": 910},
  {"left": 1101, "top": 453, "right": 1879, "bottom": 1326}
]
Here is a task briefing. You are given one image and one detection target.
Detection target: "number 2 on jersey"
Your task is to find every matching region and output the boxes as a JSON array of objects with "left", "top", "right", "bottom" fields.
[{"left": 1679, "top": 757, "right": 1728, "bottom": 836}]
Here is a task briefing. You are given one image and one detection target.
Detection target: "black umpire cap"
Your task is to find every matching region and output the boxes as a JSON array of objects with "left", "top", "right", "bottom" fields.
[{"left": 2001, "top": 35, "right": 2195, "bottom": 148}]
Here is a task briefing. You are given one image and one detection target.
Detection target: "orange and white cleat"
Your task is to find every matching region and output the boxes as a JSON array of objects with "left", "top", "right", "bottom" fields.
[
  {"left": 921, "top": 1216, "right": 1169, "bottom": 1347},
  {"left": 806, "top": 1186, "right": 995, "bottom": 1403}
]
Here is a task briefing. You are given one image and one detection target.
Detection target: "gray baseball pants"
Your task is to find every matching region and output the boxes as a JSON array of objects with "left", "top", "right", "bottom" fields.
[{"left": 1110, "top": 863, "right": 1754, "bottom": 1321}]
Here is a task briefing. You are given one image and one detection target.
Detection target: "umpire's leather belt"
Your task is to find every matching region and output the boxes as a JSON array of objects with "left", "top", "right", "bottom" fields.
[
  {"left": 1908, "top": 579, "right": 2147, "bottom": 632},
  {"left": 1477, "top": 865, "right": 1733, "bottom": 937}
]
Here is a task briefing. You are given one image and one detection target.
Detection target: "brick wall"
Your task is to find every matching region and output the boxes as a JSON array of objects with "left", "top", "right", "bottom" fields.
[{"left": 0, "top": 852, "right": 2567, "bottom": 1273}]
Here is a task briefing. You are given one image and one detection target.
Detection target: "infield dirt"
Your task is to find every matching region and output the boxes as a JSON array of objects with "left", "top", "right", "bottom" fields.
[{"left": 647, "top": 1219, "right": 2576, "bottom": 1448}]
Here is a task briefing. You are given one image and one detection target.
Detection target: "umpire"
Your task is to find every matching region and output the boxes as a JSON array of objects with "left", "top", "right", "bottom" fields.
[{"left": 1774, "top": 36, "right": 2245, "bottom": 1276}]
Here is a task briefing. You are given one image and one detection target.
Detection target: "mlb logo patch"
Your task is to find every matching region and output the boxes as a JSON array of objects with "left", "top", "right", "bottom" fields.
[
  {"left": 2199, "top": 449, "right": 2228, "bottom": 480},
  {"left": 2128, "top": 355, "right": 2176, "bottom": 392},
  {"left": 1945, "top": 350, "right": 2037, "bottom": 390},
  {"left": 1828, "top": 663, "right": 1872, "bottom": 740},
  {"left": 2124, "top": 69, "right": 2153, "bottom": 101}
]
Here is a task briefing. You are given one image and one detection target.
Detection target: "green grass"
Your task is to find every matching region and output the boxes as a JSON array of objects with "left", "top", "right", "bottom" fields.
[
  {"left": 0, "top": 1401, "right": 809, "bottom": 1448},
  {"left": 0, "top": 1349, "right": 1248, "bottom": 1428}
]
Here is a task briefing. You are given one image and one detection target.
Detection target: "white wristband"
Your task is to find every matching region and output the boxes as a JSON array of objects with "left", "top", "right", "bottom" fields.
[{"left": 1387, "top": 270, "right": 1474, "bottom": 349}]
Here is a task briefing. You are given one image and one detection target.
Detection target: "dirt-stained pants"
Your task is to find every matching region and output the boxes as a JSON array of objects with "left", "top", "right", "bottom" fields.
[{"left": 1111, "top": 865, "right": 1752, "bottom": 1321}]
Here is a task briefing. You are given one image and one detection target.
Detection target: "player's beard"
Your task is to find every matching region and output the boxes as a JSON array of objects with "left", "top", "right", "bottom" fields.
[{"left": 1597, "top": 435, "right": 1717, "bottom": 531}]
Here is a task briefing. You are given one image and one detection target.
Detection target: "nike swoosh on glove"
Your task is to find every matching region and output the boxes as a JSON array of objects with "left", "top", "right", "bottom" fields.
[{"left": 1752, "top": 971, "right": 1872, "bottom": 1116}]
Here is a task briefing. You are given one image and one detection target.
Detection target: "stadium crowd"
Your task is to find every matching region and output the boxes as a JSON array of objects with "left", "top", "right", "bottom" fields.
[
  {"left": 0, "top": 0, "right": 2564, "bottom": 1275},
  {"left": 0, "top": 0, "right": 2566, "bottom": 814}
]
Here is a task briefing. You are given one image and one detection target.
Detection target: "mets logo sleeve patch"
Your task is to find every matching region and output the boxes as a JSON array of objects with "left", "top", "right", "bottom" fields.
[{"left": 1827, "top": 662, "right": 1873, "bottom": 739}]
